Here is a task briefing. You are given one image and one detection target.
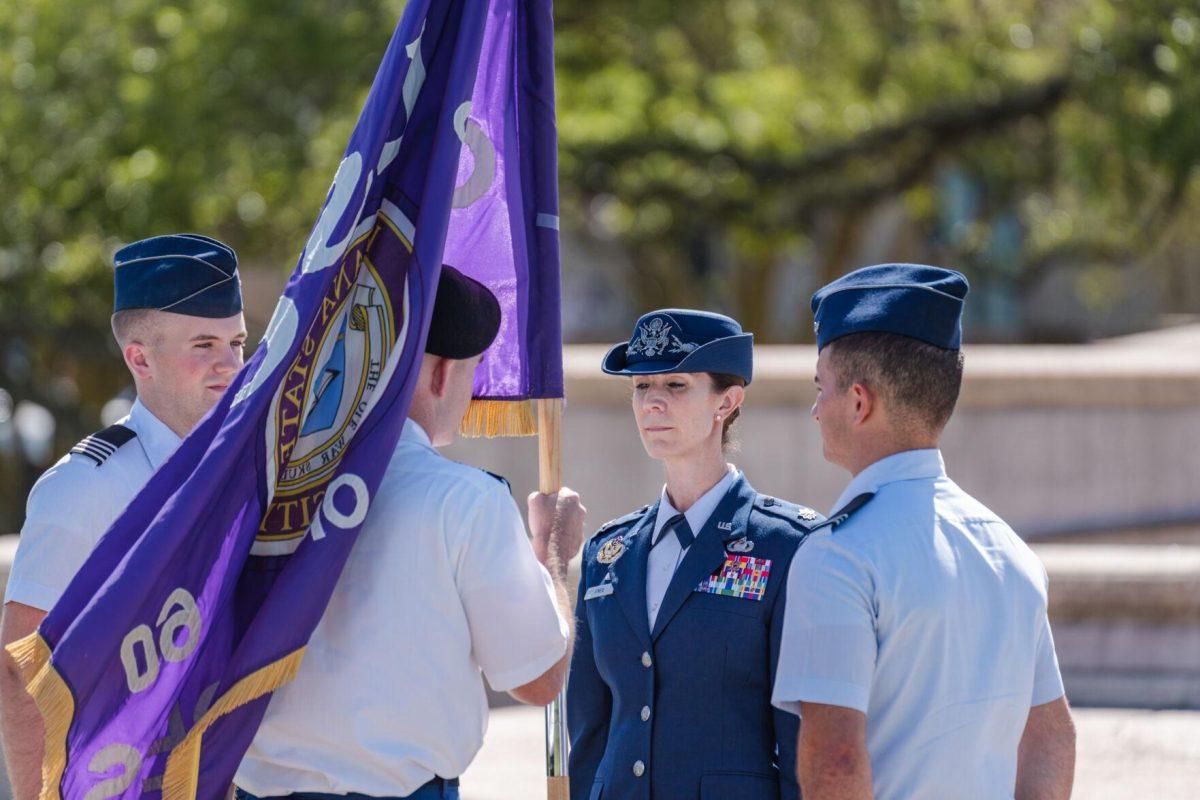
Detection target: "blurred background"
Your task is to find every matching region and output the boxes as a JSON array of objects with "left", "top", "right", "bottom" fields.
[
  {"left": 2, "top": 0, "right": 1199, "bottom": 795},
  {"left": 3, "top": 0, "right": 1200, "bottom": 518}
]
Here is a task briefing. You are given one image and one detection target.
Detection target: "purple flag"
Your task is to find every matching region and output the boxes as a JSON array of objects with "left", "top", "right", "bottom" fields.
[
  {"left": 449, "top": 0, "right": 563, "bottom": 436},
  {"left": 7, "top": 1, "right": 561, "bottom": 798}
]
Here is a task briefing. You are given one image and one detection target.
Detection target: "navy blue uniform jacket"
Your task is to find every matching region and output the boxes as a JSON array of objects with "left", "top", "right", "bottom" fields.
[{"left": 567, "top": 474, "right": 819, "bottom": 800}]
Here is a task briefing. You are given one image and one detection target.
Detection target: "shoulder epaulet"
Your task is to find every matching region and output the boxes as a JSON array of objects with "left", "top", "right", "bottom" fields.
[
  {"left": 595, "top": 505, "right": 650, "bottom": 537},
  {"left": 806, "top": 492, "right": 876, "bottom": 534},
  {"left": 754, "top": 494, "right": 825, "bottom": 529},
  {"left": 69, "top": 424, "right": 137, "bottom": 467},
  {"left": 480, "top": 469, "right": 511, "bottom": 494}
]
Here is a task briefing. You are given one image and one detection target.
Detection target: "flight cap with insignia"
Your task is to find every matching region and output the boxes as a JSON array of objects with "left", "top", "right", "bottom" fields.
[
  {"left": 811, "top": 264, "right": 969, "bottom": 351},
  {"left": 113, "top": 233, "right": 243, "bottom": 318},
  {"left": 602, "top": 309, "right": 753, "bottom": 384},
  {"left": 425, "top": 265, "right": 502, "bottom": 359}
]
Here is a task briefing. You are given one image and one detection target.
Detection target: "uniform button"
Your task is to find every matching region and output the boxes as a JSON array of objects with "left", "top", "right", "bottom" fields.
[
  {"left": 641, "top": 651, "right": 652, "bottom": 668},
  {"left": 640, "top": 706, "right": 651, "bottom": 721},
  {"left": 633, "top": 760, "right": 645, "bottom": 777}
]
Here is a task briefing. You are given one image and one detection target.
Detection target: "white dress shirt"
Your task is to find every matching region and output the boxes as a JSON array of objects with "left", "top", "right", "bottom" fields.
[
  {"left": 237, "top": 419, "right": 569, "bottom": 797},
  {"left": 6, "top": 399, "right": 180, "bottom": 610},
  {"left": 646, "top": 465, "right": 738, "bottom": 628},
  {"left": 773, "top": 449, "right": 1064, "bottom": 800}
]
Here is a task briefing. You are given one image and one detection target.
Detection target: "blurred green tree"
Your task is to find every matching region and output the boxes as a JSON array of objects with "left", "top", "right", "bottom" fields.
[
  {"left": 0, "top": 0, "right": 403, "bottom": 524},
  {"left": 1, "top": 0, "right": 1198, "bottom": 527},
  {"left": 553, "top": 0, "right": 1200, "bottom": 336}
]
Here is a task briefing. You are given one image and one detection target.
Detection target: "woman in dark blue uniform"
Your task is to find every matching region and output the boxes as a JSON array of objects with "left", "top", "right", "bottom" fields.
[{"left": 567, "top": 309, "right": 823, "bottom": 800}]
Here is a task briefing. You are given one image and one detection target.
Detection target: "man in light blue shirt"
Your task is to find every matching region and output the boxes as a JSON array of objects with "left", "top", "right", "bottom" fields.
[
  {"left": 772, "top": 264, "right": 1076, "bottom": 800},
  {"left": 1, "top": 234, "right": 247, "bottom": 800}
]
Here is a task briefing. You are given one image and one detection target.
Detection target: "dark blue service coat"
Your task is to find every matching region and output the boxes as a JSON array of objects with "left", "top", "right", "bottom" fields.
[{"left": 567, "top": 475, "right": 820, "bottom": 800}]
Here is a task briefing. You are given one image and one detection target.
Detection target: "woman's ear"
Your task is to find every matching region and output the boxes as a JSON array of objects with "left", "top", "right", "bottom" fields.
[{"left": 716, "top": 384, "right": 745, "bottom": 418}]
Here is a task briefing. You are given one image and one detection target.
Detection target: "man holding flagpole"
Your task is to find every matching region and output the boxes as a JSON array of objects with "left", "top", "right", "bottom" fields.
[
  {"left": 2, "top": 0, "right": 571, "bottom": 797},
  {"left": 233, "top": 265, "right": 585, "bottom": 800}
]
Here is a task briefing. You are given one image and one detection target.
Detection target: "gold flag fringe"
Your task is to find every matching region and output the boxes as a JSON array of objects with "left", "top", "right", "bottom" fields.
[
  {"left": 5, "top": 633, "right": 71, "bottom": 800},
  {"left": 459, "top": 399, "right": 538, "bottom": 438},
  {"left": 162, "top": 647, "right": 305, "bottom": 800}
]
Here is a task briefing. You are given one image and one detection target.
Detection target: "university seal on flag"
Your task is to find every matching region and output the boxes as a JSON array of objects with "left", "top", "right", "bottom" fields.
[
  {"left": 1, "top": 0, "right": 566, "bottom": 796},
  {"left": 257, "top": 215, "right": 412, "bottom": 551}
]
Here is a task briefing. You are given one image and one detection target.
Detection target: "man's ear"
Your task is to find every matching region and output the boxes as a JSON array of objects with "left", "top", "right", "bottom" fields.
[
  {"left": 850, "top": 382, "right": 875, "bottom": 427},
  {"left": 427, "top": 355, "right": 450, "bottom": 398},
  {"left": 124, "top": 341, "right": 152, "bottom": 382}
]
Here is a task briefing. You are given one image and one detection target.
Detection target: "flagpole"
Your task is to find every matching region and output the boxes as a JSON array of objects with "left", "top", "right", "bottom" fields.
[{"left": 537, "top": 398, "right": 569, "bottom": 800}]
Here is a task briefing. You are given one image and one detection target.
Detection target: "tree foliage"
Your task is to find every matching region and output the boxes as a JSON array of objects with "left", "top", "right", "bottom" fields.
[
  {"left": 552, "top": 0, "right": 1200, "bottom": 333},
  {"left": 1, "top": 0, "right": 1198, "bottom": 525}
]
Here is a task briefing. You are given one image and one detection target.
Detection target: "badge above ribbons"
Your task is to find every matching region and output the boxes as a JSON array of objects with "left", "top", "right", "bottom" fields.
[{"left": 725, "top": 536, "right": 754, "bottom": 554}]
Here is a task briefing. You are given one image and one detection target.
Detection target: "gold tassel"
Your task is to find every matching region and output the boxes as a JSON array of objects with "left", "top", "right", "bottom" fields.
[
  {"left": 4, "top": 633, "right": 71, "bottom": 800},
  {"left": 5, "top": 631, "right": 44, "bottom": 683},
  {"left": 162, "top": 647, "right": 305, "bottom": 800},
  {"left": 459, "top": 399, "right": 538, "bottom": 438}
]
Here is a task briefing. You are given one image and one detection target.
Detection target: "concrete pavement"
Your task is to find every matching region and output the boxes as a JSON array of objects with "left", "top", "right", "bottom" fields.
[
  {"left": 0, "top": 705, "right": 1192, "bottom": 798},
  {"left": 461, "top": 705, "right": 1200, "bottom": 799}
]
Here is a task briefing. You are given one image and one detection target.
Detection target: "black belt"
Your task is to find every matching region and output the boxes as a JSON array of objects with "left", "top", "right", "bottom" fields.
[{"left": 236, "top": 777, "right": 460, "bottom": 800}]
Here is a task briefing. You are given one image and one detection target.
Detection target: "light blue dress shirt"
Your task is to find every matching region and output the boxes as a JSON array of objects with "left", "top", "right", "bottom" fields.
[
  {"left": 646, "top": 465, "right": 738, "bottom": 628},
  {"left": 773, "top": 449, "right": 1064, "bottom": 800},
  {"left": 6, "top": 400, "right": 180, "bottom": 610}
]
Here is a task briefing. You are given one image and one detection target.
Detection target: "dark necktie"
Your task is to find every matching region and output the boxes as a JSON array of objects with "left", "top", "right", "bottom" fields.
[{"left": 655, "top": 513, "right": 695, "bottom": 549}]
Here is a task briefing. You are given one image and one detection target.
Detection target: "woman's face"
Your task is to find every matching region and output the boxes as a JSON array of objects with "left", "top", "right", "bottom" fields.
[{"left": 631, "top": 372, "right": 737, "bottom": 462}]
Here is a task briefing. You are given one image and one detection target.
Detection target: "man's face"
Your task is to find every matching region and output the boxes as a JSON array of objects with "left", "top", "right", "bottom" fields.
[
  {"left": 143, "top": 311, "right": 247, "bottom": 429},
  {"left": 811, "top": 347, "right": 855, "bottom": 469}
]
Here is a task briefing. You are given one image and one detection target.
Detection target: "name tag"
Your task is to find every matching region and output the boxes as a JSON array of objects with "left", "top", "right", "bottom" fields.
[
  {"left": 584, "top": 583, "right": 614, "bottom": 601},
  {"left": 696, "top": 554, "right": 772, "bottom": 601}
]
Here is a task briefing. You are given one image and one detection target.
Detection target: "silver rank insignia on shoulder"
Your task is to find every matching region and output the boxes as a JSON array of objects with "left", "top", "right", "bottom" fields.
[
  {"left": 726, "top": 536, "right": 754, "bottom": 553},
  {"left": 596, "top": 536, "right": 626, "bottom": 564},
  {"left": 798, "top": 507, "right": 819, "bottom": 521}
]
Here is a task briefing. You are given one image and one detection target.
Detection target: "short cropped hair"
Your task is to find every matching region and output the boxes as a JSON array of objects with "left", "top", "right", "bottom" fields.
[
  {"left": 826, "top": 332, "right": 964, "bottom": 433},
  {"left": 110, "top": 308, "right": 161, "bottom": 346}
]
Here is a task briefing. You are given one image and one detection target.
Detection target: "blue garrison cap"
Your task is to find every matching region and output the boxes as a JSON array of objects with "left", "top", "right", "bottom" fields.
[
  {"left": 602, "top": 309, "right": 753, "bottom": 384},
  {"left": 113, "top": 233, "right": 243, "bottom": 318},
  {"left": 811, "top": 264, "right": 969, "bottom": 350}
]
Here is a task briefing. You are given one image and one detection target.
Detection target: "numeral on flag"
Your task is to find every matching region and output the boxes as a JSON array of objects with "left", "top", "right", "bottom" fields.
[{"left": 119, "top": 587, "right": 203, "bottom": 694}]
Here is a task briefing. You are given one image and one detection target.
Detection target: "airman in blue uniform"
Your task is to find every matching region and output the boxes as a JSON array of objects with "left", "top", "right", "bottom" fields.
[
  {"left": 567, "top": 309, "right": 822, "bottom": 800},
  {"left": 772, "top": 264, "right": 1075, "bottom": 799}
]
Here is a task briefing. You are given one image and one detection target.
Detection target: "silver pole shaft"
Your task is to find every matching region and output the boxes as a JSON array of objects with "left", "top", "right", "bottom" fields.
[{"left": 545, "top": 688, "right": 569, "bottom": 799}]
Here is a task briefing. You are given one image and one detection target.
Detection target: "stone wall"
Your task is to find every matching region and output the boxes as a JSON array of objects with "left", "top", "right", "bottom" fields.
[{"left": 446, "top": 338, "right": 1200, "bottom": 540}]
